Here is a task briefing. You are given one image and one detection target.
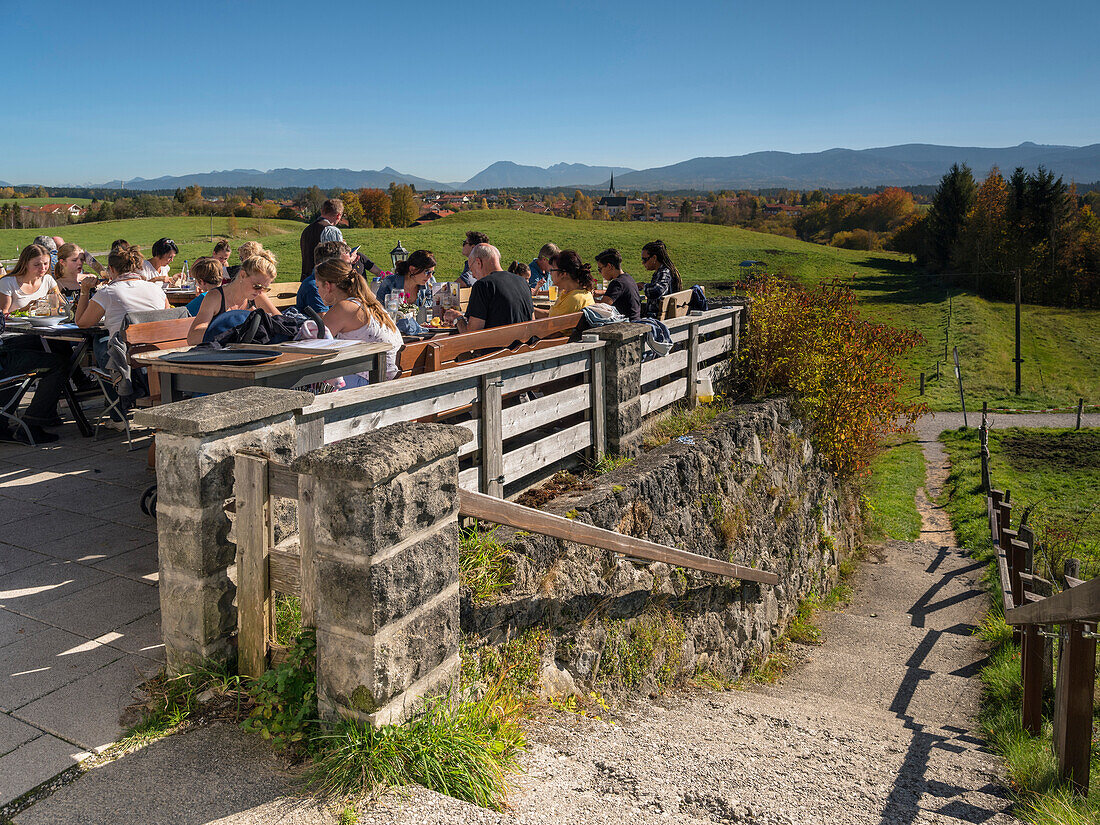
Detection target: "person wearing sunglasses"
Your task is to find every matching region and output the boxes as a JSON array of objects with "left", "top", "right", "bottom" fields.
[
  {"left": 187, "top": 249, "right": 280, "bottom": 344},
  {"left": 375, "top": 249, "right": 436, "bottom": 305},
  {"left": 640, "top": 239, "right": 682, "bottom": 318}
]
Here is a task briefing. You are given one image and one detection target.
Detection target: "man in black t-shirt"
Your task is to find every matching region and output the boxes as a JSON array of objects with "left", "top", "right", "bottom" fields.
[
  {"left": 299, "top": 198, "right": 343, "bottom": 279},
  {"left": 444, "top": 244, "right": 533, "bottom": 332},
  {"left": 595, "top": 247, "right": 642, "bottom": 321}
]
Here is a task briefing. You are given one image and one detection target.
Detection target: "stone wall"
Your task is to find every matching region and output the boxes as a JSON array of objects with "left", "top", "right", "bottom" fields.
[{"left": 462, "top": 397, "right": 859, "bottom": 695}]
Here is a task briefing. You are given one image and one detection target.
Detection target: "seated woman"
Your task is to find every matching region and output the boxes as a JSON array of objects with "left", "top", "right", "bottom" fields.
[
  {"left": 142, "top": 238, "right": 178, "bottom": 283},
  {"left": 187, "top": 249, "right": 281, "bottom": 344},
  {"left": 184, "top": 258, "right": 229, "bottom": 316},
  {"left": 507, "top": 260, "right": 532, "bottom": 284},
  {"left": 211, "top": 239, "right": 232, "bottom": 279},
  {"left": 0, "top": 243, "right": 64, "bottom": 314},
  {"left": 534, "top": 249, "right": 595, "bottom": 318},
  {"left": 314, "top": 258, "right": 403, "bottom": 384},
  {"left": 75, "top": 244, "right": 170, "bottom": 419},
  {"left": 374, "top": 250, "right": 436, "bottom": 305},
  {"left": 640, "top": 239, "right": 682, "bottom": 317},
  {"left": 54, "top": 243, "right": 104, "bottom": 295}
]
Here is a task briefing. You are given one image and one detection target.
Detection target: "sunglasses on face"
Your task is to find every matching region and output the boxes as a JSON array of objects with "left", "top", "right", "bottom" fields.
[{"left": 251, "top": 282, "right": 271, "bottom": 292}]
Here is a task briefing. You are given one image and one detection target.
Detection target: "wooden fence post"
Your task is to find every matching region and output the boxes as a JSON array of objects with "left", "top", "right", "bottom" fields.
[
  {"left": 1021, "top": 623, "right": 1044, "bottom": 735},
  {"left": 480, "top": 372, "right": 504, "bottom": 498},
  {"left": 1053, "top": 620, "right": 1097, "bottom": 794},
  {"left": 686, "top": 315, "right": 700, "bottom": 407},
  {"left": 235, "top": 451, "right": 273, "bottom": 680},
  {"left": 1077, "top": 398, "right": 1084, "bottom": 430},
  {"left": 588, "top": 342, "right": 607, "bottom": 461}
]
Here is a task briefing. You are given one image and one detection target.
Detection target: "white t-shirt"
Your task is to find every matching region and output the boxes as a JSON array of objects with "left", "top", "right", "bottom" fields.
[
  {"left": 0, "top": 273, "right": 59, "bottom": 311},
  {"left": 91, "top": 277, "right": 168, "bottom": 336},
  {"left": 141, "top": 260, "right": 169, "bottom": 282}
]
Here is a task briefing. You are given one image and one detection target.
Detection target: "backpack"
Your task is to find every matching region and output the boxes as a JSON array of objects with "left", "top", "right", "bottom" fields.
[{"left": 204, "top": 308, "right": 311, "bottom": 347}]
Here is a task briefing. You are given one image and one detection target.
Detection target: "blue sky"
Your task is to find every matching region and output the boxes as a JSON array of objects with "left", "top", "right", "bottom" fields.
[{"left": 3, "top": 0, "right": 1097, "bottom": 185}]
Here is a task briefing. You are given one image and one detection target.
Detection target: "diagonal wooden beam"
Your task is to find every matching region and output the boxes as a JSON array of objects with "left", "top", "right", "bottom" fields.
[{"left": 457, "top": 489, "right": 779, "bottom": 585}]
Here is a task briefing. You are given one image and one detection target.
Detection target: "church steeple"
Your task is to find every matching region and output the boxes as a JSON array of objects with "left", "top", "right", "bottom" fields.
[{"left": 608, "top": 172, "right": 616, "bottom": 197}]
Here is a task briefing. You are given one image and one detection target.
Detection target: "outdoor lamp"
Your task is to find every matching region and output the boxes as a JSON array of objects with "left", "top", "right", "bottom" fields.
[{"left": 390, "top": 241, "right": 408, "bottom": 270}]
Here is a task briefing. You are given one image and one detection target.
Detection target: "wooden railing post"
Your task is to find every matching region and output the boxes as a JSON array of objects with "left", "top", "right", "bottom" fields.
[
  {"left": 1021, "top": 623, "right": 1044, "bottom": 735},
  {"left": 979, "top": 423, "right": 991, "bottom": 492},
  {"left": 686, "top": 314, "right": 700, "bottom": 407},
  {"left": 588, "top": 342, "right": 607, "bottom": 461},
  {"left": 235, "top": 451, "right": 273, "bottom": 680},
  {"left": 479, "top": 372, "right": 504, "bottom": 497},
  {"left": 1053, "top": 620, "right": 1097, "bottom": 794}
]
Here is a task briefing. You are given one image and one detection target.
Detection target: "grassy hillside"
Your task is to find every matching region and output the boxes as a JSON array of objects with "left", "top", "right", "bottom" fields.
[
  {"left": 1, "top": 197, "right": 94, "bottom": 206},
  {"left": 2, "top": 210, "right": 1096, "bottom": 411}
]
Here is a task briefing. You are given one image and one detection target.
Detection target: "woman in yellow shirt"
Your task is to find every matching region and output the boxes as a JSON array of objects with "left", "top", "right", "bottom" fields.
[{"left": 537, "top": 249, "right": 595, "bottom": 318}]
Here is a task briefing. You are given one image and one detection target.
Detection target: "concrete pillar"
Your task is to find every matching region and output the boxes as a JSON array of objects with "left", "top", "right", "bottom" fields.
[
  {"left": 292, "top": 422, "right": 472, "bottom": 727},
  {"left": 593, "top": 323, "right": 648, "bottom": 456},
  {"left": 134, "top": 388, "right": 313, "bottom": 673}
]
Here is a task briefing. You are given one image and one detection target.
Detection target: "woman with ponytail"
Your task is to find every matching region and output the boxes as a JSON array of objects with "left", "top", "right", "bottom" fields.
[
  {"left": 535, "top": 249, "right": 595, "bottom": 318},
  {"left": 640, "top": 239, "right": 682, "bottom": 317},
  {"left": 315, "top": 258, "right": 403, "bottom": 383},
  {"left": 374, "top": 249, "right": 436, "bottom": 305}
]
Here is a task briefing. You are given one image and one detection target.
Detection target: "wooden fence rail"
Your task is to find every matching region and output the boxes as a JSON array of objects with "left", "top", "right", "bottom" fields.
[{"left": 981, "top": 421, "right": 1098, "bottom": 795}]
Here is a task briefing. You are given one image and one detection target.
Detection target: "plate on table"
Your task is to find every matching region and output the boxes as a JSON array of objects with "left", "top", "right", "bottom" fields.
[
  {"left": 25, "top": 315, "right": 70, "bottom": 328},
  {"left": 160, "top": 348, "right": 280, "bottom": 366}
]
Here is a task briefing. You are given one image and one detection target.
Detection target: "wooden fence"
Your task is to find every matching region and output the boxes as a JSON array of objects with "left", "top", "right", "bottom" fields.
[
  {"left": 298, "top": 307, "right": 740, "bottom": 497},
  {"left": 982, "top": 420, "right": 1099, "bottom": 794}
]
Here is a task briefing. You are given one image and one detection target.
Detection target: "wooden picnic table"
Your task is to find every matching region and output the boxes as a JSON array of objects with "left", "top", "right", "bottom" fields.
[{"left": 131, "top": 341, "right": 392, "bottom": 403}]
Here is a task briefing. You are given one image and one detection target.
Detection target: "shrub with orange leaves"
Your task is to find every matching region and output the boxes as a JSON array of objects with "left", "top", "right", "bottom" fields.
[{"left": 738, "top": 276, "right": 926, "bottom": 477}]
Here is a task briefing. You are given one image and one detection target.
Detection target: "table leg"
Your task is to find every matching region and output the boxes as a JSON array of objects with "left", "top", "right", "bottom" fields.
[
  {"left": 161, "top": 372, "right": 179, "bottom": 404},
  {"left": 61, "top": 336, "right": 94, "bottom": 437},
  {"left": 371, "top": 351, "right": 388, "bottom": 384}
]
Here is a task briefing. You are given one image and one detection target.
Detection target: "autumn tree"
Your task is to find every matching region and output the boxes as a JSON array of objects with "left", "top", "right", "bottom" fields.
[
  {"left": 340, "top": 191, "right": 366, "bottom": 228},
  {"left": 389, "top": 184, "right": 418, "bottom": 228},
  {"left": 358, "top": 188, "right": 391, "bottom": 228}
]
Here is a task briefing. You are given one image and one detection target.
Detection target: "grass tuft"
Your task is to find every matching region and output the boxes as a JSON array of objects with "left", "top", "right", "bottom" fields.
[
  {"left": 640, "top": 401, "right": 727, "bottom": 450},
  {"left": 459, "top": 522, "right": 513, "bottom": 604},
  {"left": 305, "top": 687, "right": 526, "bottom": 809}
]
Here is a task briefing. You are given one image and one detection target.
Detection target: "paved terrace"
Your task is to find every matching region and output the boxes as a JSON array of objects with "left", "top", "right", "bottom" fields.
[{"left": 0, "top": 422, "right": 161, "bottom": 807}]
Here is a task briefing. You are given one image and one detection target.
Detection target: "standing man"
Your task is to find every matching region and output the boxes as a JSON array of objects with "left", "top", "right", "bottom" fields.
[
  {"left": 299, "top": 198, "right": 344, "bottom": 280},
  {"left": 444, "top": 243, "right": 533, "bottom": 333},
  {"left": 457, "top": 231, "right": 489, "bottom": 286},
  {"left": 528, "top": 242, "right": 560, "bottom": 289},
  {"left": 595, "top": 247, "right": 642, "bottom": 321}
]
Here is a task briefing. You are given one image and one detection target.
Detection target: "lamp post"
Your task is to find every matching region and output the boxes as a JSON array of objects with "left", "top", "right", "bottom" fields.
[{"left": 390, "top": 241, "right": 408, "bottom": 272}]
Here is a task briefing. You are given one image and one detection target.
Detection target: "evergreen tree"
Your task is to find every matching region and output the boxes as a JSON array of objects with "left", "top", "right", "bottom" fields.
[{"left": 927, "top": 163, "right": 976, "bottom": 270}]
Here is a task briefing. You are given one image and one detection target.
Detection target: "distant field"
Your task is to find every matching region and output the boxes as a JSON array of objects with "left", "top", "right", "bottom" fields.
[
  {"left": 0, "top": 197, "right": 94, "bottom": 206},
  {"left": 1, "top": 210, "right": 1097, "bottom": 411}
]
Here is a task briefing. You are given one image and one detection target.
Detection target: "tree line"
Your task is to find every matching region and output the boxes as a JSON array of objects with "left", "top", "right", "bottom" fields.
[{"left": 907, "top": 164, "right": 1100, "bottom": 307}]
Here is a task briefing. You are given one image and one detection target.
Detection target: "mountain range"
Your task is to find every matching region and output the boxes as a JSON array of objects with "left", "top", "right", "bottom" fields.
[{"left": 32, "top": 143, "right": 1100, "bottom": 193}]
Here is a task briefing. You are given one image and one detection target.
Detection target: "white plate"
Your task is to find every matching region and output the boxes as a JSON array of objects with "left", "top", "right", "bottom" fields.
[{"left": 25, "top": 315, "right": 69, "bottom": 328}]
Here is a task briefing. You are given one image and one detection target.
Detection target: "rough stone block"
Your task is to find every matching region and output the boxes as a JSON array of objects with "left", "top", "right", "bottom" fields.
[
  {"left": 315, "top": 588, "right": 458, "bottom": 715},
  {"left": 314, "top": 523, "right": 459, "bottom": 634},
  {"left": 158, "top": 571, "right": 235, "bottom": 672},
  {"left": 134, "top": 387, "right": 312, "bottom": 436},
  {"left": 312, "top": 456, "right": 459, "bottom": 551},
  {"left": 155, "top": 504, "right": 233, "bottom": 577},
  {"left": 293, "top": 423, "right": 473, "bottom": 487}
]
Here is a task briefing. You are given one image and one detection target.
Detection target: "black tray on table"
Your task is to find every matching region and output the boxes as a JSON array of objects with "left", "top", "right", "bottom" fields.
[{"left": 160, "top": 348, "right": 280, "bottom": 366}]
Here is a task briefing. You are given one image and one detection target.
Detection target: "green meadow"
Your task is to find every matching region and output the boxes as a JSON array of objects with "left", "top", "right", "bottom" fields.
[
  {"left": 1, "top": 197, "right": 94, "bottom": 206},
  {"left": 2, "top": 210, "right": 1097, "bottom": 411}
]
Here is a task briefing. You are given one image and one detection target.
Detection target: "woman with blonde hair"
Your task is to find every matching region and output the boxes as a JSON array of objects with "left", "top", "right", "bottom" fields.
[
  {"left": 187, "top": 249, "right": 281, "bottom": 344},
  {"left": 54, "top": 242, "right": 104, "bottom": 294},
  {"left": 0, "top": 244, "right": 64, "bottom": 314},
  {"left": 314, "top": 257, "right": 403, "bottom": 384}
]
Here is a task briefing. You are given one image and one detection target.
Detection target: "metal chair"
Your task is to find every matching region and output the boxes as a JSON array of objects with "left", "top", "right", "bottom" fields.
[
  {"left": 87, "top": 366, "right": 137, "bottom": 450},
  {"left": 0, "top": 371, "right": 42, "bottom": 445}
]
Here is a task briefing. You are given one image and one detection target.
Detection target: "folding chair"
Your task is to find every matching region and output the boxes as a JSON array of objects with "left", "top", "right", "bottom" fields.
[
  {"left": 0, "top": 371, "right": 44, "bottom": 446},
  {"left": 87, "top": 366, "right": 137, "bottom": 450}
]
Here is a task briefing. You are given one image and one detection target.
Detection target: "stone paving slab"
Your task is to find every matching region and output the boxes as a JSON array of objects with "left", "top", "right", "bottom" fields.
[
  {"left": 90, "top": 543, "right": 158, "bottom": 585},
  {"left": 25, "top": 520, "right": 154, "bottom": 564},
  {"left": 0, "top": 612, "right": 51, "bottom": 655},
  {"left": 0, "top": 498, "right": 53, "bottom": 529},
  {"left": 103, "top": 613, "right": 164, "bottom": 662},
  {"left": 14, "top": 655, "right": 161, "bottom": 752},
  {"left": 0, "top": 559, "right": 112, "bottom": 613},
  {"left": 24, "top": 578, "right": 160, "bottom": 641},
  {"left": 0, "top": 709, "right": 41, "bottom": 756},
  {"left": 0, "top": 626, "right": 126, "bottom": 711},
  {"left": 0, "top": 732, "right": 89, "bottom": 809},
  {"left": 0, "top": 544, "right": 50, "bottom": 577}
]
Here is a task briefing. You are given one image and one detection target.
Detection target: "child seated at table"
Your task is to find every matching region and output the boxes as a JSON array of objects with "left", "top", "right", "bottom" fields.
[{"left": 314, "top": 258, "right": 402, "bottom": 384}]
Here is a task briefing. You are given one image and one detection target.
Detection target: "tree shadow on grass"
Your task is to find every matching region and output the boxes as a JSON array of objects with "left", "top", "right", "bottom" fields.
[{"left": 848, "top": 258, "right": 948, "bottom": 306}]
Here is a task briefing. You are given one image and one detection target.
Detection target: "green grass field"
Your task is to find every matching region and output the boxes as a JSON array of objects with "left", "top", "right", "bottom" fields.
[
  {"left": 2, "top": 209, "right": 1096, "bottom": 411},
  {"left": 941, "top": 427, "right": 1100, "bottom": 576},
  {"left": 865, "top": 437, "right": 925, "bottom": 542}
]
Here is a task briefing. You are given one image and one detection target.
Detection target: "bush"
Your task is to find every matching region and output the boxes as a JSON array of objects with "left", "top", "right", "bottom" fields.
[{"left": 739, "top": 276, "right": 926, "bottom": 477}]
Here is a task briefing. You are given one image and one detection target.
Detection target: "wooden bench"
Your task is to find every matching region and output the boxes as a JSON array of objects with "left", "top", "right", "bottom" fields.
[
  {"left": 271, "top": 282, "right": 302, "bottom": 310},
  {"left": 395, "top": 313, "right": 585, "bottom": 377},
  {"left": 658, "top": 288, "right": 693, "bottom": 320},
  {"left": 125, "top": 316, "right": 194, "bottom": 406}
]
